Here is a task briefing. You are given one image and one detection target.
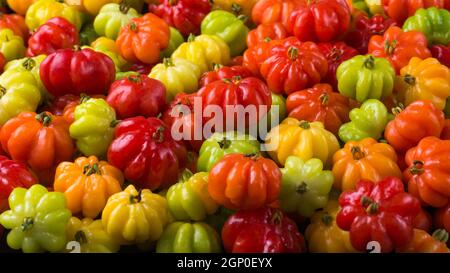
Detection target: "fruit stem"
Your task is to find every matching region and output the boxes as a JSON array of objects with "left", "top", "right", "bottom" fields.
[
  {"left": 383, "top": 40, "right": 397, "bottom": 56},
  {"left": 119, "top": 1, "right": 131, "bottom": 14},
  {"left": 80, "top": 93, "right": 91, "bottom": 104},
  {"left": 320, "top": 93, "right": 329, "bottom": 106},
  {"left": 180, "top": 169, "right": 194, "bottom": 183},
  {"left": 410, "top": 160, "right": 424, "bottom": 175},
  {"left": 288, "top": 47, "right": 299, "bottom": 60},
  {"left": 218, "top": 137, "right": 232, "bottom": 149},
  {"left": 213, "top": 63, "right": 223, "bottom": 71},
  {"left": 187, "top": 33, "right": 196, "bottom": 43},
  {"left": 0, "top": 85, "right": 5, "bottom": 97},
  {"left": 83, "top": 163, "right": 100, "bottom": 176},
  {"left": 75, "top": 230, "right": 88, "bottom": 244},
  {"left": 271, "top": 210, "right": 283, "bottom": 226},
  {"left": 163, "top": 58, "right": 174, "bottom": 68},
  {"left": 244, "top": 153, "right": 259, "bottom": 161},
  {"left": 21, "top": 217, "right": 34, "bottom": 232},
  {"left": 129, "top": 189, "right": 142, "bottom": 204},
  {"left": 351, "top": 146, "right": 365, "bottom": 160},
  {"left": 404, "top": 74, "right": 416, "bottom": 85},
  {"left": 110, "top": 120, "right": 120, "bottom": 128},
  {"left": 237, "top": 15, "right": 248, "bottom": 23},
  {"left": 23, "top": 58, "right": 36, "bottom": 71},
  {"left": 391, "top": 103, "right": 404, "bottom": 116},
  {"left": 231, "top": 3, "right": 242, "bottom": 14},
  {"left": 35, "top": 112, "right": 52, "bottom": 127},
  {"left": 127, "top": 75, "right": 142, "bottom": 83},
  {"left": 299, "top": 121, "right": 311, "bottom": 129},
  {"left": 296, "top": 182, "right": 308, "bottom": 194},
  {"left": 321, "top": 214, "right": 333, "bottom": 226},
  {"left": 364, "top": 56, "right": 375, "bottom": 69},
  {"left": 130, "top": 22, "right": 138, "bottom": 32},
  {"left": 432, "top": 229, "right": 449, "bottom": 243},
  {"left": 152, "top": 126, "right": 165, "bottom": 143}
]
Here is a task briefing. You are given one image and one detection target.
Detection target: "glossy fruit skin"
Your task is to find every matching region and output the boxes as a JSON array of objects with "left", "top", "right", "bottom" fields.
[
  {"left": 156, "top": 222, "right": 221, "bottom": 253},
  {"left": 430, "top": 43, "right": 450, "bottom": 67},
  {"left": 287, "top": 0, "right": 351, "bottom": 43},
  {"left": 69, "top": 98, "right": 117, "bottom": 157},
  {"left": 0, "top": 13, "right": 29, "bottom": 40},
  {"left": 413, "top": 208, "right": 432, "bottom": 231},
  {"left": 368, "top": 26, "right": 431, "bottom": 73},
  {"left": 172, "top": 34, "right": 230, "bottom": 74},
  {"left": 395, "top": 57, "right": 450, "bottom": 110},
  {"left": 0, "top": 156, "right": 37, "bottom": 213},
  {"left": 7, "top": 0, "right": 36, "bottom": 15},
  {"left": 242, "top": 38, "right": 282, "bottom": 77},
  {"left": 107, "top": 117, "right": 188, "bottom": 191},
  {"left": 252, "top": 0, "right": 304, "bottom": 27},
  {"left": 280, "top": 156, "right": 334, "bottom": 218},
  {"left": 260, "top": 37, "right": 328, "bottom": 95},
  {"left": 40, "top": 48, "right": 116, "bottom": 96},
  {"left": 166, "top": 170, "right": 218, "bottom": 221},
  {"left": 161, "top": 27, "right": 184, "bottom": 58},
  {"left": 0, "top": 28, "right": 26, "bottom": 62},
  {"left": 0, "top": 184, "right": 72, "bottom": 253},
  {"left": 197, "top": 131, "right": 260, "bottom": 172},
  {"left": 5, "top": 55, "right": 49, "bottom": 103},
  {"left": 199, "top": 65, "right": 253, "bottom": 88},
  {"left": 246, "top": 22, "right": 288, "bottom": 49},
  {"left": 201, "top": 10, "right": 249, "bottom": 56},
  {"left": 102, "top": 184, "right": 172, "bottom": 245},
  {"left": 160, "top": 92, "right": 203, "bottom": 151},
  {"left": 0, "top": 68, "right": 41, "bottom": 126},
  {"left": 116, "top": 13, "right": 170, "bottom": 64},
  {"left": 0, "top": 52, "right": 5, "bottom": 73},
  {"left": 336, "top": 177, "right": 421, "bottom": 252},
  {"left": 317, "top": 42, "right": 358, "bottom": 89},
  {"left": 54, "top": 156, "right": 124, "bottom": 219},
  {"left": 149, "top": 0, "right": 211, "bottom": 37},
  {"left": 339, "top": 99, "right": 389, "bottom": 143},
  {"left": 305, "top": 200, "right": 358, "bottom": 253},
  {"left": 263, "top": 92, "right": 287, "bottom": 130},
  {"left": 345, "top": 14, "right": 396, "bottom": 54},
  {"left": 0, "top": 112, "right": 75, "bottom": 185},
  {"left": 286, "top": 83, "right": 352, "bottom": 135},
  {"left": 385, "top": 100, "right": 445, "bottom": 152},
  {"left": 404, "top": 137, "right": 450, "bottom": 207},
  {"left": 397, "top": 229, "right": 450, "bottom": 253},
  {"left": 149, "top": 58, "right": 201, "bottom": 101},
  {"left": 27, "top": 17, "right": 79, "bottom": 57},
  {"left": 93, "top": 3, "right": 139, "bottom": 41},
  {"left": 337, "top": 55, "right": 395, "bottom": 103},
  {"left": 266, "top": 118, "right": 340, "bottom": 167},
  {"left": 106, "top": 75, "right": 166, "bottom": 119},
  {"left": 212, "top": 0, "right": 259, "bottom": 18},
  {"left": 84, "top": 38, "right": 128, "bottom": 73},
  {"left": 25, "top": 0, "right": 82, "bottom": 31},
  {"left": 434, "top": 203, "right": 450, "bottom": 233},
  {"left": 66, "top": 217, "right": 120, "bottom": 253},
  {"left": 332, "top": 138, "right": 402, "bottom": 190},
  {"left": 222, "top": 207, "right": 306, "bottom": 253},
  {"left": 66, "top": 0, "right": 122, "bottom": 16},
  {"left": 46, "top": 94, "right": 105, "bottom": 125},
  {"left": 403, "top": 7, "right": 450, "bottom": 45},
  {"left": 382, "top": 0, "right": 444, "bottom": 24},
  {"left": 196, "top": 76, "right": 272, "bottom": 130},
  {"left": 208, "top": 154, "right": 281, "bottom": 210}
]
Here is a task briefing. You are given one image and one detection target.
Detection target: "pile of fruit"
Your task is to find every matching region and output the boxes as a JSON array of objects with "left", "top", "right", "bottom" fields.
[{"left": 0, "top": 0, "right": 449, "bottom": 254}]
